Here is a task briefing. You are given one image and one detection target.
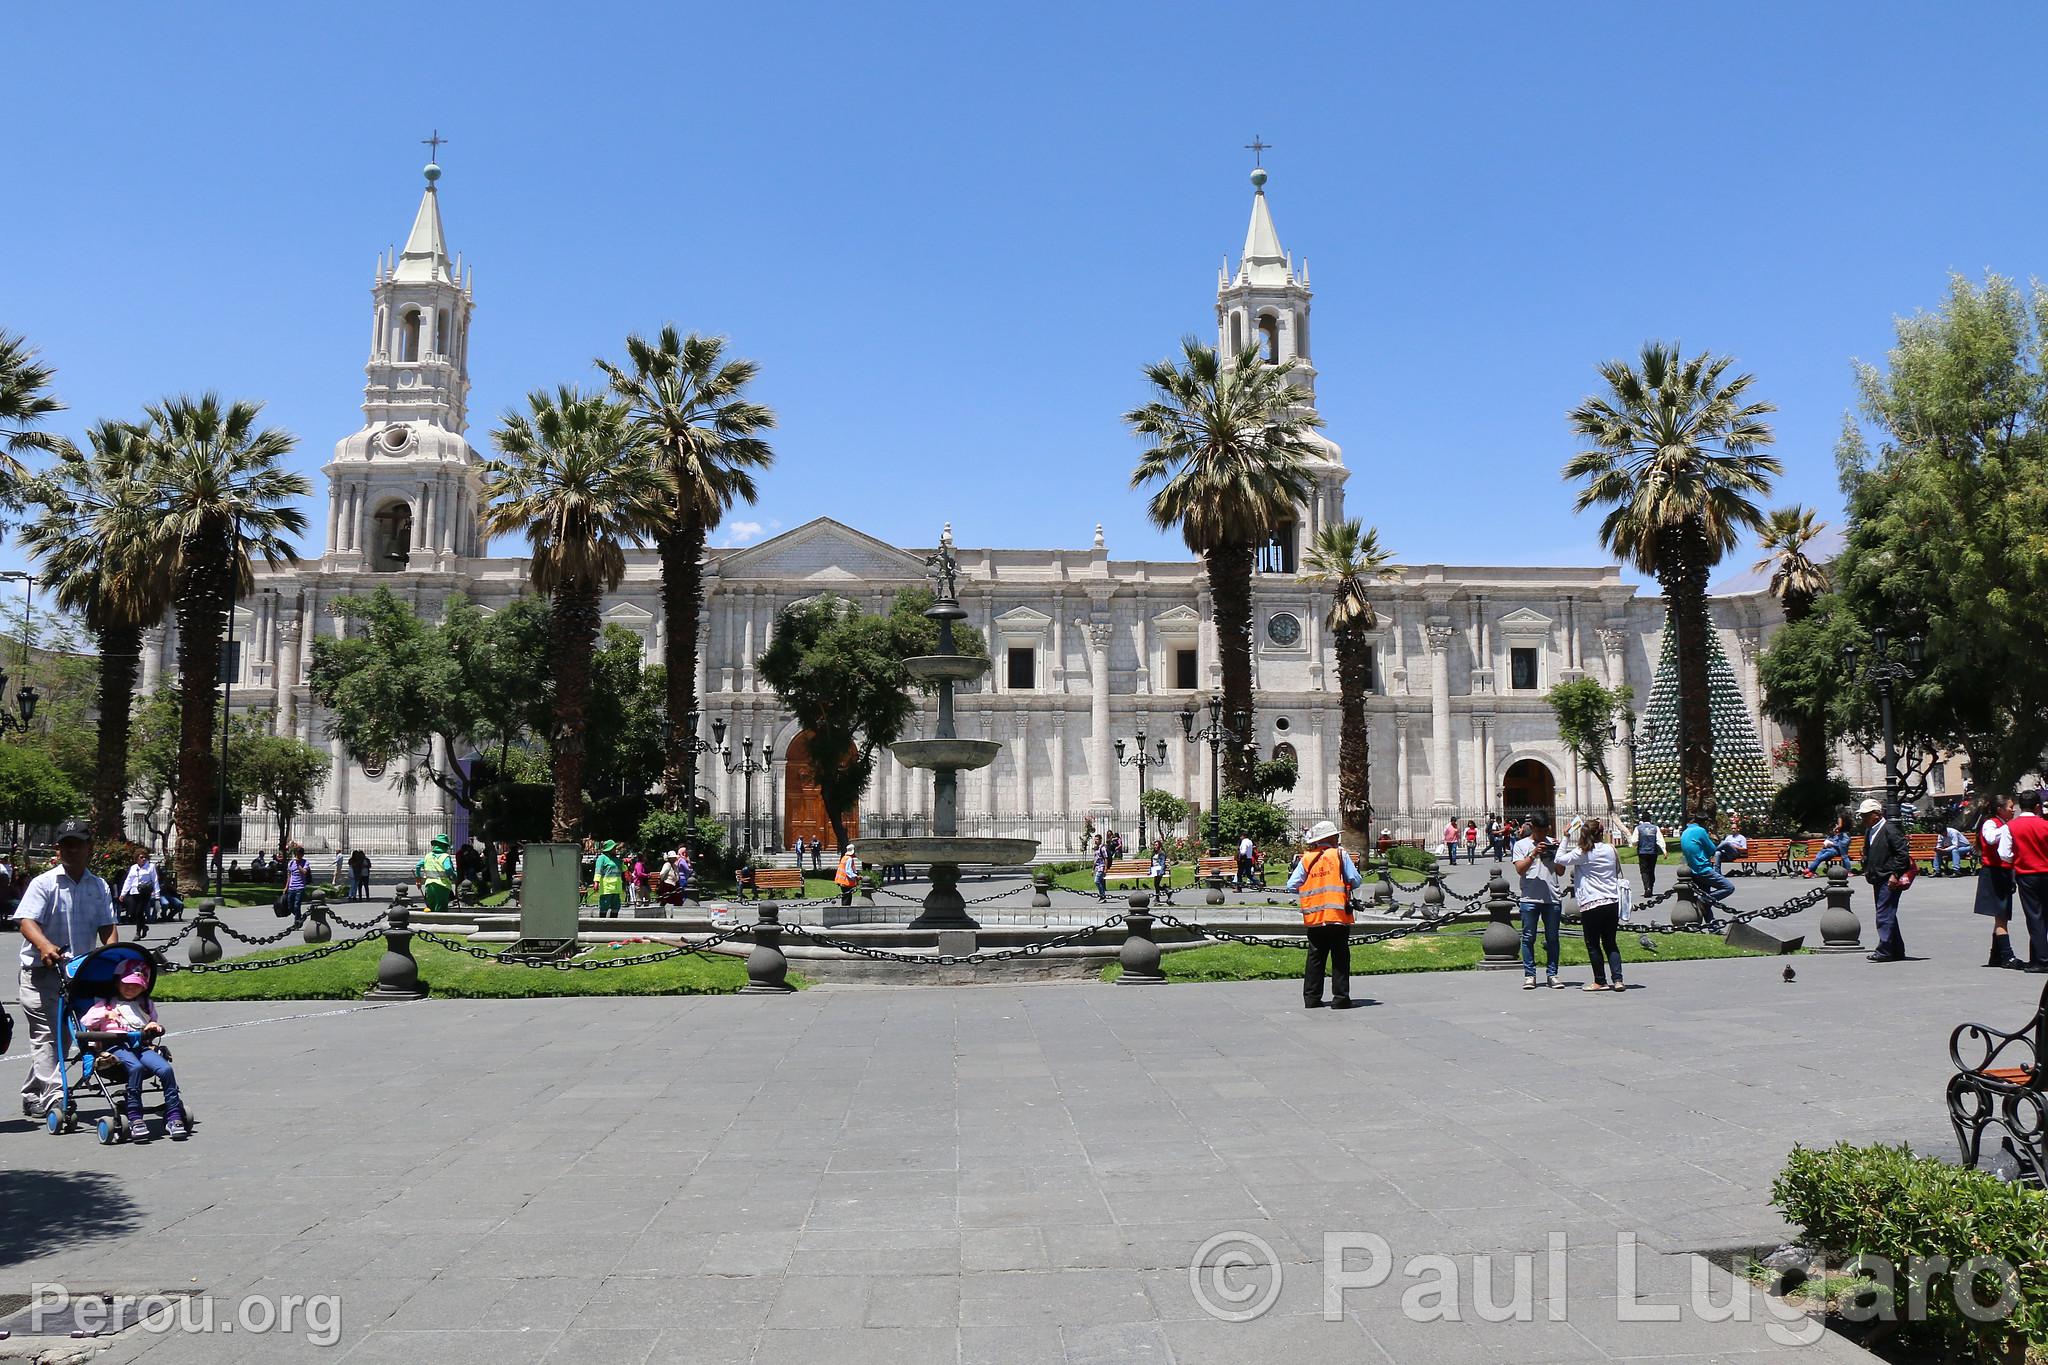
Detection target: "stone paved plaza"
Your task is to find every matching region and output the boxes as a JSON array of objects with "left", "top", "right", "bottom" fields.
[{"left": 2, "top": 871, "right": 2031, "bottom": 1363}]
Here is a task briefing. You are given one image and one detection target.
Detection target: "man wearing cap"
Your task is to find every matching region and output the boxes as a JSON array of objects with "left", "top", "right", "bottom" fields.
[
  {"left": 1860, "top": 797, "right": 1913, "bottom": 962},
  {"left": 416, "top": 834, "right": 456, "bottom": 915},
  {"left": 592, "top": 840, "right": 625, "bottom": 918},
  {"left": 1285, "top": 821, "right": 1363, "bottom": 1009},
  {"left": 16, "top": 820, "right": 117, "bottom": 1120},
  {"left": 834, "top": 843, "right": 861, "bottom": 908}
]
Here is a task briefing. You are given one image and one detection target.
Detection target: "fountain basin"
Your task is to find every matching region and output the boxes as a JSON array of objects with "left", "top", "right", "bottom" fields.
[
  {"left": 853, "top": 836, "right": 1039, "bottom": 866},
  {"left": 890, "top": 739, "right": 1001, "bottom": 772},
  {"left": 903, "top": 654, "right": 990, "bottom": 684}
]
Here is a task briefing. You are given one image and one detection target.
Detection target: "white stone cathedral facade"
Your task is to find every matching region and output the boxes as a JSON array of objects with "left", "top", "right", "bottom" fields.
[{"left": 133, "top": 162, "right": 1793, "bottom": 858}]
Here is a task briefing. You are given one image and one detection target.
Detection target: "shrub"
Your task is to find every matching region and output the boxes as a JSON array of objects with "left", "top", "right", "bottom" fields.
[
  {"left": 1385, "top": 844, "right": 1438, "bottom": 875},
  {"left": 1771, "top": 1142, "right": 2048, "bottom": 1360},
  {"left": 1769, "top": 776, "right": 1853, "bottom": 836},
  {"left": 1212, "top": 797, "right": 1292, "bottom": 850}
]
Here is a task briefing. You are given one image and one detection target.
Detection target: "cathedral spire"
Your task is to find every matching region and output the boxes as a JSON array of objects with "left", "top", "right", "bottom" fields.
[
  {"left": 1239, "top": 167, "right": 1289, "bottom": 284},
  {"left": 393, "top": 160, "right": 454, "bottom": 284}
]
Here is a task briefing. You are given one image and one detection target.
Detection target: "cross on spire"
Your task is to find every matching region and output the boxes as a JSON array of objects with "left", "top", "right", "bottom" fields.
[
  {"left": 1244, "top": 135, "right": 1272, "bottom": 167},
  {"left": 422, "top": 129, "right": 447, "bottom": 160}
]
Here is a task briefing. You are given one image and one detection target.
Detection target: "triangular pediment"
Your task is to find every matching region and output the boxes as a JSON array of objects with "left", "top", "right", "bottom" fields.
[
  {"left": 1153, "top": 605, "right": 1201, "bottom": 627},
  {"left": 994, "top": 605, "right": 1053, "bottom": 630},
  {"left": 1497, "top": 607, "right": 1553, "bottom": 636},
  {"left": 604, "top": 602, "right": 654, "bottom": 622},
  {"left": 715, "top": 517, "right": 932, "bottom": 583}
]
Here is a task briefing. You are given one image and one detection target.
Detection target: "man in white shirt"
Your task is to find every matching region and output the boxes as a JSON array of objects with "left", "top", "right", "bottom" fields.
[
  {"left": 118, "top": 849, "right": 160, "bottom": 939},
  {"left": 1513, "top": 816, "right": 1566, "bottom": 990},
  {"left": 1237, "top": 834, "right": 1256, "bottom": 889},
  {"left": 16, "top": 821, "right": 117, "bottom": 1119}
]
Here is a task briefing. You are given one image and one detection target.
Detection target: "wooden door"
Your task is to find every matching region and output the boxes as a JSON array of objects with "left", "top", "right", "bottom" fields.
[{"left": 783, "top": 731, "right": 859, "bottom": 850}]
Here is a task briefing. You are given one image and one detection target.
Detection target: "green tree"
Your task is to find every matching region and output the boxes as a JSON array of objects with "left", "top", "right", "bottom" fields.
[
  {"left": 19, "top": 419, "right": 174, "bottom": 837},
  {"left": 756, "top": 588, "right": 985, "bottom": 849},
  {"left": 482, "top": 387, "right": 662, "bottom": 838},
  {"left": 0, "top": 742, "right": 81, "bottom": 835},
  {"left": 598, "top": 328, "right": 776, "bottom": 809},
  {"left": 1303, "top": 520, "right": 1399, "bottom": 852},
  {"left": 1250, "top": 756, "right": 1298, "bottom": 800},
  {"left": 148, "top": 394, "right": 308, "bottom": 886},
  {"left": 1544, "top": 678, "right": 1634, "bottom": 819},
  {"left": 238, "top": 733, "right": 330, "bottom": 851},
  {"left": 1140, "top": 787, "right": 1190, "bottom": 838},
  {"left": 0, "top": 601, "right": 99, "bottom": 797},
  {"left": 1126, "top": 338, "right": 1318, "bottom": 795},
  {"left": 0, "top": 330, "right": 72, "bottom": 498},
  {"left": 1564, "top": 343, "right": 1779, "bottom": 820},
  {"left": 1818, "top": 274, "right": 2048, "bottom": 795},
  {"left": 1212, "top": 796, "right": 1292, "bottom": 851},
  {"left": 583, "top": 624, "right": 667, "bottom": 803},
  {"left": 1750, "top": 505, "right": 1832, "bottom": 784},
  {"left": 127, "top": 689, "right": 267, "bottom": 856}
]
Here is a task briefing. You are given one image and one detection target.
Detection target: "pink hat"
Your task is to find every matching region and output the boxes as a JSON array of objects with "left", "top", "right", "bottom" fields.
[{"left": 119, "top": 965, "right": 149, "bottom": 987}]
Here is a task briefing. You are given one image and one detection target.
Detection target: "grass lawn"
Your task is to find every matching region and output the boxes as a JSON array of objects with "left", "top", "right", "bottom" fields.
[
  {"left": 1104, "top": 926, "right": 1792, "bottom": 982},
  {"left": 153, "top": 936, "right": 768, "bottom": 1001},
  {"left": 207, "top": 882, "right": 345, "bottom": 908}
]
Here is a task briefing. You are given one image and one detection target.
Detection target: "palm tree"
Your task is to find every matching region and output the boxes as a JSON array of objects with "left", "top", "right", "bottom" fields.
[
  {"left": 148, "top": 395, "right": 308, "bottom": 888},
  {"left": 483, "top": 387, "right": 663, "bottom": 838},
  {"left": 0, "top": 330, "right": 73, "bottom": 496},
  {"left": 1127, "top": 338, "right": 1319, "bottom": 794},
  {"left": 1752, "top": 504, "right": 1831, "bottom": 782},
  {"left": 1303, "top": 521, "right": 1399, "bottom": 854},
  {"left": 597, "top": 328, "right": 775, "bottom": 809},
  {"left": 20, "top": 420, "right": 175, "bottom": 839},
  {"left": 1565, "top": 343, "right": 1779, "bottom": 820}
]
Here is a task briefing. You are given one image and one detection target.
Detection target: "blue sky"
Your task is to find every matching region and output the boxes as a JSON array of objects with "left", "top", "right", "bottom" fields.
[{"left": 5, "top": 1, "right": 2042, "bottom": 593}]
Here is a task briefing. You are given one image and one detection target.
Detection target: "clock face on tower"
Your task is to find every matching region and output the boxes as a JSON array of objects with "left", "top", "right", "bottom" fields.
[{"left": 1266, "top": 612, "right": 1302, "bottom": 646}]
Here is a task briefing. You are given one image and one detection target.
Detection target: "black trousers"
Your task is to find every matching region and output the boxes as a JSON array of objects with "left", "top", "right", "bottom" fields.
[
  {"left": 1304, "top": 925, "right": 1351, "bottom": 1004},
  {"left": 1638, "top": 853, "right": 1658, "bottom": 895},
  {"left": 2017, "top": 873, "right": 2048, "bottom": 964}
]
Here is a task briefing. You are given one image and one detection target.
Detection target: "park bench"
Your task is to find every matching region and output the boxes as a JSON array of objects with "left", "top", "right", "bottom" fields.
[
  {"left": 1907, "top": 832, "right": 1938, "bottom": 870},
  {"left": 1724, "top": 837, "right": 1793, "bottom": 876},
  {"left": 745, "top": 868, "right": 807, "bottom": 900},
  {"left": 1196, "top": 855, "right": 1242, "bottom": 892},
  {"left": 1946, "top": 978, "right": 2047, "bottom": 1187},
  {"left": 1104, "top": 859, "right": 1154, "bottom": 890}
]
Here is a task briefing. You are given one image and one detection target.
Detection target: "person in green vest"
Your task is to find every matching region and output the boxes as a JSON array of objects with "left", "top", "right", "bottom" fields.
[
  {"left": 416, "top": 834, "right": 456, "bottom": 913},
  {"left": 593, "top": 840, "right": 625, "bottom": 918}
]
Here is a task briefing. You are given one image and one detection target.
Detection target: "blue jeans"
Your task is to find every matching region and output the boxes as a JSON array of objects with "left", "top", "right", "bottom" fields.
[
  {"left": 108, "top": 1047, "right": 181, "bottom": 1116},
  {"left": 1937, "top": 848, "right": 1966, "bottom": 873},
  {"left": 1520, "top": 899, "right": 1561, "bottom": 977},
  {"left": 1691, "top": 869, "right": 1735, "bottom": 920},
  {"left": 282, "top": 887, "right": 304, "bottom": 918},
  {"left": 1094, "top": 871, "right": 1108, "bottom": 900},
  {"left": 1804, "top": 843, "right": 1846, "bottom": 874}
]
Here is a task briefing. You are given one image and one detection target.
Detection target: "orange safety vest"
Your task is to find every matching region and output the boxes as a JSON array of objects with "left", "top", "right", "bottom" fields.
[
  {"left": 835, "top": 849, "right": 860, "bottom": 887},
  {"left": 1297, "top": 847, "right": 1353, "bottom": 927}
]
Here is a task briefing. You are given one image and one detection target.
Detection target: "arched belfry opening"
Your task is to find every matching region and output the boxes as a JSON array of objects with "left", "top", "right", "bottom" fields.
[{"left": 370, "top": 500, "right": 414, "bottom": 571}]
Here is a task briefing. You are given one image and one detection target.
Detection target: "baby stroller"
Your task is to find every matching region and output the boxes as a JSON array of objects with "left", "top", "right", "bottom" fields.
[{"left": 44, "top": 943, "right": 193, "bottom": 1143}]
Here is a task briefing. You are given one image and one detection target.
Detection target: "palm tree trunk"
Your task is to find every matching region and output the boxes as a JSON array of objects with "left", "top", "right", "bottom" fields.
[
  {"left": 91, "top": 621, "right": 142, "bottom": 841},
  {"left": 1658, "top": 526, "right": 1717, "bottom": 821},
  {"left": 1781, "top": 594, "right": 1829, "bottom": 785},
  {"left": 170, "top": 535, "right": 233, "bottom": 889},
  {"left": 1332, "top": 623, "right": 1373, "bottom": 853},
  {"left": 1206, "top": 540, "right": 1258, "bottom": 796},
  {"left": 656, "top": 516, "right": 707, "bottom": 811},
  {"left": 549, "top": 583, "right": 602, "bottom": 839}
]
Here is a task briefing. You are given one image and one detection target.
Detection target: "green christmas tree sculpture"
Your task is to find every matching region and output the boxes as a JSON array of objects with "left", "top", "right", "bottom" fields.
[{"left": 1630, "top": 614, "right": 1773, "bottom": 826}]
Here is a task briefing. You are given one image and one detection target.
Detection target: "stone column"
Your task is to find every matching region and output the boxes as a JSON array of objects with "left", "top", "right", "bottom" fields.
[
  {"left": 297, "top": 588, "right": 320, "bottom": 742},
  {"left": 1049, "top": 591, "right": 1067, "bottom": 694},
  {"left": 326, "top": 491, "right": 341, "bottom": 558},
  {"left": 1426, "top": 622, "right": 1455, "bottom": 816},
  {"left": 1052, "top": 711, "right": 1070, "bottom": 833},
  {"left": 1389, "top": 598, "right": 1409, "bottom": 694},
  {"left": 275, "top": 607, "right": 301, "bottom": 735},
  {"left": 1134, "top": 602, "right": 1150, "bottom": 695},
  {"left": 1310, "top": 709, "right": 1330, "bottom": 819},
  {"left": 1396, "top": 718, "right": 1412, "bottom": 826},
  {"left": 1083, "top": 621, "right": 1114, "bottom": 817}
]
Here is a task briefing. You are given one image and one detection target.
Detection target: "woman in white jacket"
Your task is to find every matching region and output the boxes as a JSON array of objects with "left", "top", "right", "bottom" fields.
[{"left": 1557, "top": 818, "right": 1628, "bottom": 992}]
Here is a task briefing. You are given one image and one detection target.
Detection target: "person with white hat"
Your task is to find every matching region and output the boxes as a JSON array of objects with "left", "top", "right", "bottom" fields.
[
  {"left": 1859, "top": 797, "right": 1913, "bottom": 961},
  {"left": 1284, "top": 821, "right": 1363, "bottom": 1009}
]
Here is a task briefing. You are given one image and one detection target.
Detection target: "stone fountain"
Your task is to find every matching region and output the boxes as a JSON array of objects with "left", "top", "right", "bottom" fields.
[{"left": 853, "top": 527, "right": 1036, "bottom": 930}]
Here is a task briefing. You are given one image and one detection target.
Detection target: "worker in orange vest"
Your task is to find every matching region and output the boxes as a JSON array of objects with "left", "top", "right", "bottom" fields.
[
  {"left": 835, "top": 845, "right": 862, "bottom": 908},
  {"left": 1286, "top": 820, "right": 1363, "bottom": 1009}
]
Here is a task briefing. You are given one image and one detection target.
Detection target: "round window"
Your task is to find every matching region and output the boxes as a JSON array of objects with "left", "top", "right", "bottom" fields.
[
  {"left": 1266, "top": 613, "right": 1302, "bottom": 646},
  {"left": 380, "top": 425, "right": 411, "bottom": 452},
  {"left": 1274, "top": 717, "right": 1291, "bottom": 733}
]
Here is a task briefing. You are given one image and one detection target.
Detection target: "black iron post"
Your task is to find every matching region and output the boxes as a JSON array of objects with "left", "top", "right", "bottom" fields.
[
  {"left": 672, "top": 710, "right": 717, "bottom": 868},
  {"left": 1180, "top": 695, "right": 1250, "bottom": 855},
  {"left": 1843, "top": 627, "right": 1922, "bottom": 818},
  {"left": 720, "top": 732, "right": 774, "bottom": 856},
  {"left": 1116, "top": 722, "right": 1168, "bottom": 847}
]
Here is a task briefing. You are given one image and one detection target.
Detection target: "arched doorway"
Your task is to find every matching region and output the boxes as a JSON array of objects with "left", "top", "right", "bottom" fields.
[
  {"left": 783, "top": 731, "right": 859, "bottom": 850},
  {"left": 1501, "top": 759, "right": 1557, "bottom": 831}
]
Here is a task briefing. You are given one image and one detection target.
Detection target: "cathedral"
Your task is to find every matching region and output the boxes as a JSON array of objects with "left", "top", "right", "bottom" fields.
[{"left": 133, "top": 160, "right": 1795, "bottom": 857}]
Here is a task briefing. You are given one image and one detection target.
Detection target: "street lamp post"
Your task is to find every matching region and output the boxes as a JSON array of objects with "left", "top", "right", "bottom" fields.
[
  {"left": 1180, "top": 694, "right": 1251, "bottom": 856},
  {"left": 1843, "top": 626, "right": 1923, "bottom": 818},
  {"left": 1115, "top": 722, "right": 1169, "bottom": 847},
  {"left": 669, "top": 710, "right": 719, "bottom": 870},
  {"left": 719, "top": 729, "right": 774, "bottom": 856}
]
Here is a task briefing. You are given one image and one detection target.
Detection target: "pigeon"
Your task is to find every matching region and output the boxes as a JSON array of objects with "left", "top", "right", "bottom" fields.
[
  {"left": 1782, "top": 964, "right": 1797, "bottom": 983},
  {"left": 1638, "top": 934, "right": 1659, "bottom": 953}
]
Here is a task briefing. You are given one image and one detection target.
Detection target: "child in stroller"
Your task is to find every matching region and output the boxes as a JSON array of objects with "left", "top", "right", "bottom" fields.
[{"left": 50, "top": 943, "right": 193, "bottom": 1143}]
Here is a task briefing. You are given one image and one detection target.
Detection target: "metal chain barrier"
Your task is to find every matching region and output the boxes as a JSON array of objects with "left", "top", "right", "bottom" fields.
[
  {"left": 214, "top": 919, "right": 309, "bottom": 947},
  {"left": 328, "top": 907, "right": 390, "bottom": 932},
  {"left": 1150, "top": 908, "right": 1457, "bottom": 952},
  {"left": 412, "top": 927, "right": 747, "bottom": 969},
  {"left": 778, "top": 915, "right": 1127, "bottom": 966},
  {"left": 145, "top": 920, "right": 199, "bottom": 953},
  {"left": 1616, "top": 884, "right": 1826, "bottom": 935},
  {"left": 158, "top": 929, "right": 389, "bottom": 974}
]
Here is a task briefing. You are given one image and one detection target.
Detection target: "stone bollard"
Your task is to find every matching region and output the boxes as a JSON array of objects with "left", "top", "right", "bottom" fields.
[
  {"left": 302, "top": 889, "right": 333, "bottom": 944},
  {"left": 1669, "top": 879, "right": 1702, "bottom": 929},
  {"left": 1479, "top": 869, "right": 1520, "bottom": 969},
  {"left": 390, "top": 882, "right": 413, "bottom": 912},
  {"left": 1376, "top": 863, "right": 1397, "bottom": 907},
  {"left": 1117, "top": 890, "right": 1165, "bottom": 985},
  {"left": 1031, "top": 870, "right": 1053, "bottom": 910},
  {"left": 742, "top": 904, "right": 795, "bottom": 994},
  {"left": 1817, "top": 863, "right": 1863, "bottom": 952},
  {"left": 363, "top": 905, "right": 428, "bottom": 1001},
  {"left": 1423, "top": 867, "right": 1446, "bottom": 914},
  {"left": 187, "top": 899, "right": 224, "bottom": 965},
  {"left": 1205, "top": 866, "right": 1226, "bottom": 907}
]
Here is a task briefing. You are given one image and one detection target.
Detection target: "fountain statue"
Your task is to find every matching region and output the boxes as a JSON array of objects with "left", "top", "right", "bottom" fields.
[{"left": 853, "top": 526, "right": 1036, "bottom": 929}]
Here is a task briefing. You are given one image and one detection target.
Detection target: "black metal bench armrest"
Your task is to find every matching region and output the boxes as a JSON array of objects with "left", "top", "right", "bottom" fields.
[{"left": 1950, "top": 1020, "right": 2041, "bottom": 1078}]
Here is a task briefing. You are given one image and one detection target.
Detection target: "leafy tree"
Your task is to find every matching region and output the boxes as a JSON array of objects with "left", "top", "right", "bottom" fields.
[
  {"left": 1564, "top": 343, "right": 1779, "bottom": 819},
  {"left": 0, "top": 329, "right": 72, "bottom": 502},
  {"left": 1303, "top": 520, "right": 1399, "bottom": 851},
  {"left": 1250, "top": 756, "right": 1298, "bottom": 800},
  {"left": 483, "top": 387, "right": 663, "bottom": 838},
  {"left": 1817, "top": 274, "right": 2048, "bottom": 796},
  {"left": 0, "top": 601, "right": 99, "bottom": 795},
  {"left": 1212, "top": 796, "right": 1292, "bottom": 851},
  {"left": 1126, "top": 338, "right": 1318, "bottom": 795},
  {"left": 237, "top": 733, "right": 330, "bottom": 850},
  {"left": 583, "top": 624, "right": 667, "bottom": 802},
  {"left": 148, "top": 394, "right": 308, "bottom": 885},
  {"left": 598, "top": 328, "right": 776, "bottom": 809},
  {"left": 1544, "top": 678, "right": 1634, "bottom": 818},
  {"left": 1750, "top": 505, "right": 1832, "bottom": 784},
  {"left": 0, "top": 742, "right": 81, "bottom": 834},
  {"left": 19, "top": 419, "right": 174, "bottom": 837},
  {"left": 1140, "top": 787, "right": 1189, "bottom": 838},
  {"left": 756, "top": 588, "right": 985, "bottom": 849},
  {"left": 126, "top": 689, "right": 268, "bottom": 855}
]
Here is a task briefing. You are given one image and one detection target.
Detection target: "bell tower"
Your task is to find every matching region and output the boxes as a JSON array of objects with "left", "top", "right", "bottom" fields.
[{"left": 321, "top": 151, "right": 484, "bottom": 572}]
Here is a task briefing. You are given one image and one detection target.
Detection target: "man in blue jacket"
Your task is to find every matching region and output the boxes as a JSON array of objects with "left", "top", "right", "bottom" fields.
[{"left": 1679, "top": 813, "right": 1735, "bottom": 927}]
